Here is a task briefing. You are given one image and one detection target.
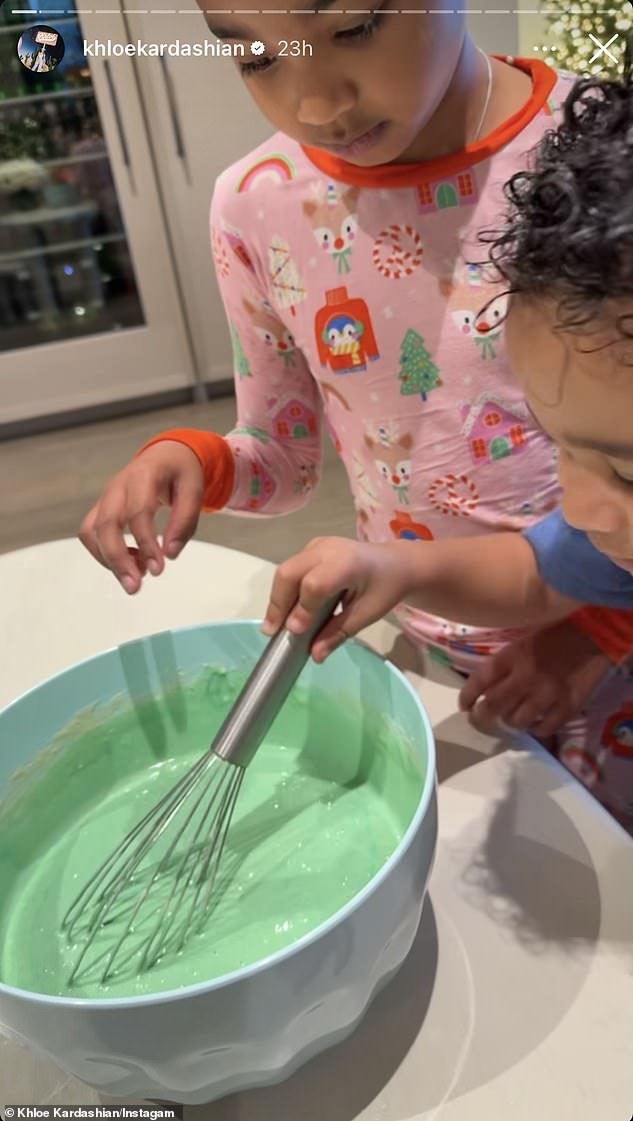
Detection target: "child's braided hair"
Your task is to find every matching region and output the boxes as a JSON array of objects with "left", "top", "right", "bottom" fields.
[{"left": 479, "top": 31, "right": 633, "bottom": 342}]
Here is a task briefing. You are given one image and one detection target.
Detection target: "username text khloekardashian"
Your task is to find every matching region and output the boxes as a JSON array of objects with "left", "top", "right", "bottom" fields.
[{"left": 83, "top": 39, "right": 245, "bottom": 56}]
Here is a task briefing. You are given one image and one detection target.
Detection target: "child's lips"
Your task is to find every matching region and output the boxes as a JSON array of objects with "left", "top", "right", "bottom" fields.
[
  {"left": 318, "top": 121, "right": 389, "bottom": 156},
  {"left": 320, "top": 125, "right": 374, "bottom": 145}
]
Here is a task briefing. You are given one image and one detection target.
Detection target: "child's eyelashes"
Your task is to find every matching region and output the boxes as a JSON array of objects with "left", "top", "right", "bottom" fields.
[
  {"left": 237, "top": 8, "right": 387, "bottom": 76},
  {"left": 335, "top": 11, "right": 386, "bottom": 42},
  {"left": 240, "top": 55, "right": 275, "bottom": 76}
]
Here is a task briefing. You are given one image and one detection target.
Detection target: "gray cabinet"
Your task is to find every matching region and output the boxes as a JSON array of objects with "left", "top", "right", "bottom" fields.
[{"left": 0, "top": 0, "right": 270, "bottom": 426}]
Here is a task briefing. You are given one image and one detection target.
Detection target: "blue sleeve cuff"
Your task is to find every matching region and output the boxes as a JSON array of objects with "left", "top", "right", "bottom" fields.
[{"left": 523, "top": 511, "right": 633, "bottom": 609}]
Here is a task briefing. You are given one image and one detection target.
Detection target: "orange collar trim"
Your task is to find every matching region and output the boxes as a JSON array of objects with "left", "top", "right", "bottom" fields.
[{"left": 301, "top": 57, "right": 557, "bottom": 188}]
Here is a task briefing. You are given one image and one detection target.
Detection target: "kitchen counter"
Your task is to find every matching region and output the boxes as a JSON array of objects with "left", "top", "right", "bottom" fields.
[{"left": 0, "top": 538, "right": 631, "bottom": 1121}]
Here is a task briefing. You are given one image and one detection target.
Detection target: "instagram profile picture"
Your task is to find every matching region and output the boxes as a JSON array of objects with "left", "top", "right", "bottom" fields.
[{"left": 17, "top": 25, "right": 65, "bottom": 74}]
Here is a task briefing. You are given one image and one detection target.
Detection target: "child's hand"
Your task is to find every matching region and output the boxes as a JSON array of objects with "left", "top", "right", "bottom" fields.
[
  {"left": 262, "top": 536, "right": 411, "bottom": 661},
  {"left": 458, "top": 620, "right": 611, "bottom": 738},
  {"left": 79, "top": 442, "right": 204, "bottom": 594}
]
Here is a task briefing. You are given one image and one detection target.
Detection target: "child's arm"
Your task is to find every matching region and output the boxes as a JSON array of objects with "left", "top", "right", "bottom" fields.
[
  {"left": 139, "top": 178, "right": 323, "bottom": 517},
  {"left": 79, "top": 180, "right": 324, "bottom": 591},
  {"left": 569, "top": 606, "right": 633, "bottom": 665},
  {"left": 401, "top": 534, "right": 579, "bottom": 623},
  {"left": 458, "top": 622, "right": 612, "bottom": 737},
  {"left": 262, "top": 531, "right": 580, "bottom": 661},
  {"left": 455, "top": 607, "right": 633, "bottom": 738}
]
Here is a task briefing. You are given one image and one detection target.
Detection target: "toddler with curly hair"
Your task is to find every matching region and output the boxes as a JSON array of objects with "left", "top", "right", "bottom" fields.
[{"left": 264, "top": 47, "right": 633, "bottom": 829}]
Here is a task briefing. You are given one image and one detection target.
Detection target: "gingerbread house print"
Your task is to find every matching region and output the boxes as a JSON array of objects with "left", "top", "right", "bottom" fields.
[
  {"left": 247, "top": 461, "right": 276, "bottom": 510},
  {"left": 416, "top": 170, "right": 479, "bottom": 215},
  {"left": 272, "top": 397, "right": 317, "bottom": 440},
  {"left": 461, "top": 393, "right": 528, "bottom": 464}
]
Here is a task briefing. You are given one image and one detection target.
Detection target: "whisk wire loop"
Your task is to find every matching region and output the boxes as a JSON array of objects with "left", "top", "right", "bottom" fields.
[
  {"left": 62, "top": 598, "right": 341, "bottom": 987},
  {"left": 138, "top": 760, "right": 244, "bottom": 971}
]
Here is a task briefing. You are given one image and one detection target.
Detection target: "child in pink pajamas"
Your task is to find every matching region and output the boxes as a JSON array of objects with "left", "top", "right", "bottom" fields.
[{"left": 80, "top": 12, "right": 633, "bottom": 827}]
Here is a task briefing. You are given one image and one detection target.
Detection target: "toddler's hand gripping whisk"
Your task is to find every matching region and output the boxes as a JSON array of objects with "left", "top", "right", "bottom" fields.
[{"left": 62, "top": 599, "right": 340, "bottom": 985}]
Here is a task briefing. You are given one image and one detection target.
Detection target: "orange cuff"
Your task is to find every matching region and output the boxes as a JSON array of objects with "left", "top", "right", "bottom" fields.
[
  {"left": 137, "top": 428, "right": 235, "bottom": 512},
  {"left": 571, "top": 606, "right": 633, "bottom": 665}
]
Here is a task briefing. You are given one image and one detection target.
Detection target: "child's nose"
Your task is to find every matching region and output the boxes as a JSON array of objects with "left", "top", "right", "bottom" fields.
[{"left": 296, "top": 84, "right": 356, "bottom": 128}]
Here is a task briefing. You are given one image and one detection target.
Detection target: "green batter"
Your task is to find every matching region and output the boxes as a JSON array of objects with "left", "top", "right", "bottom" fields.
[{"left": 0, "top": 666, "right": 423, "bottom": 1000}]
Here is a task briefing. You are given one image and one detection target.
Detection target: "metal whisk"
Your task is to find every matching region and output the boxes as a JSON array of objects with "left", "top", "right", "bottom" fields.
[{"left": 62, "top": 597, "right": 340, "bottom": 986}]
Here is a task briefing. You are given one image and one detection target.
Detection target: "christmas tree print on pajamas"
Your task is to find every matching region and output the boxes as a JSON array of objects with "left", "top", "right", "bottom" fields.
[
  {"left": 230, "top": 322, "right": 251, "bottom": 378},
  {"left": 268, "top": 236, "right": 307, "bottom": 317},
  {"left": 398, "top": 329, "right": 442, "bottom": 400}
]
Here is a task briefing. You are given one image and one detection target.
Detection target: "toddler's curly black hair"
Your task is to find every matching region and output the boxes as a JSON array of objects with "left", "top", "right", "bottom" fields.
[{"left": 479, "top": 32, "right": 633, "bottom": 342}]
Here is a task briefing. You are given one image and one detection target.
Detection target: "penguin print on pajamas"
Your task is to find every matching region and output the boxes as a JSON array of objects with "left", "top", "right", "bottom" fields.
[{"left": 314, "top": 287, "right": 380, "bottom": 374}]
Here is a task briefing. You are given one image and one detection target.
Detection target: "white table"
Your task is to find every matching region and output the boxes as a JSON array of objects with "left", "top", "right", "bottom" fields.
[{"left": 1, "top": 539, "right": 632, "bottom": 1121}]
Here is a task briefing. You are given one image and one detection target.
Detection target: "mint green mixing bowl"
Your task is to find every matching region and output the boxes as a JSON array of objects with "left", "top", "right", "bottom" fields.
[{"left": 0, "top": 622, "right": 437, "bottom": 1104}]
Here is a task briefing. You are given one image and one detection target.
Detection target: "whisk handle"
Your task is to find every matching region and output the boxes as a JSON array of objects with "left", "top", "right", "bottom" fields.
[{"left": 211, "top": 594, "right": 342, "bottom": 769}]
